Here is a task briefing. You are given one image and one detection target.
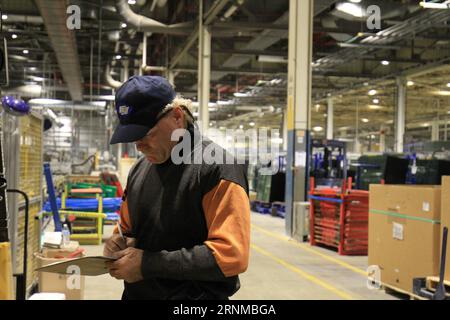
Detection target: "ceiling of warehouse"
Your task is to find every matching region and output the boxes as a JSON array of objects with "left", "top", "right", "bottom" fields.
[{"left": 1, "top": 0, "right": 450, "bottom": 149}]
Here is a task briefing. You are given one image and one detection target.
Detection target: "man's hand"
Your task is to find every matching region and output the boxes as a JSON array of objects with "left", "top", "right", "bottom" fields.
[
  {"left": 103, "top": 233, "right": 136, "bottom": 257},
  {"left": 106, "top": 247, "right": 144, "bottom": 283}
]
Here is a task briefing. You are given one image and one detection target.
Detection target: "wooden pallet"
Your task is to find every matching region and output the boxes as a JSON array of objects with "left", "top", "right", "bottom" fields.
[
  {"left": 381, "top": 282, "right": 426, "bottom": 300},
  {"left": 425, "top": 277, "right": 450, "bottom": 296}
]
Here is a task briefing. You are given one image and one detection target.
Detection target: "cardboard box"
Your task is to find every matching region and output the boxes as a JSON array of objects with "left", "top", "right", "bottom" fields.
[
  {"left": 441, "top": 177, "right": 450, "bottom": 281},
  {"left": 368, "top": 184, "right": 441, "bottom": 292},
  {"left": 35, "top": 244, "right": 85, "bottom": 300}
]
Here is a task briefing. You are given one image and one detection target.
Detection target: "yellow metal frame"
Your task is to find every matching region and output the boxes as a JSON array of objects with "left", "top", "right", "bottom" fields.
[
  {"left": 57, "top": 187, "right": 106, "bottom": 245},
  {"left": 0, "top": 242, "right": 14, "bottom": 300}
]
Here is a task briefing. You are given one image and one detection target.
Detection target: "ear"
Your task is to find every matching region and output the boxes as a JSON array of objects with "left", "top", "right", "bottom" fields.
[{"left": 172, "top": 107, "right": 185, "bottom": 128}]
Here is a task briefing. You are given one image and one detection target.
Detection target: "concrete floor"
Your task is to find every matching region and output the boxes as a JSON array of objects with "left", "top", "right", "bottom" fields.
[{"left": 82, "top": 212, "right": 398, "bottom": 300}]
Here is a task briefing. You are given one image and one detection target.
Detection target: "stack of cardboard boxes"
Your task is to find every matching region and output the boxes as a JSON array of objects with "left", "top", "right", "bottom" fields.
[
  {"left": 369, "top": 182, "right": 449, "bottom": 293},
  {"left": 35, "top": 241, "right": 85, "bottom": 300}
]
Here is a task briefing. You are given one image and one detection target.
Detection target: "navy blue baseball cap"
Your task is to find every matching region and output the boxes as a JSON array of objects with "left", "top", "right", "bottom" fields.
[{"left": 110, "top": 75, "right": 176, "bottom": 144}]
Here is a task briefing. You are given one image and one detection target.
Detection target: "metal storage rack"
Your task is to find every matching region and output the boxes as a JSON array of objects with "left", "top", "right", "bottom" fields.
[
  {"left": 309, "top": 177, "right": 369, "bottom": 255},
  {"left": 2, "top": 111, "right": 43, "bottom": 294}
]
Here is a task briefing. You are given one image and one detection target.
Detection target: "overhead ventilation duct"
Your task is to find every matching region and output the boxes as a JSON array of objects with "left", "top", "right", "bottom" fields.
[
  {"left": 115, "top": 0, "right": 193, "bottom": 35},
  {"left": 29, "top": 99, "right": 106, "bottom": 112},
  {"left": 35, "top": 0, "right": 83, "bottom": 101}
]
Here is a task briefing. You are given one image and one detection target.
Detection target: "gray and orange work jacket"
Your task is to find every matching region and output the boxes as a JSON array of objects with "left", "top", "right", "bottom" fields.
[{"left": 114, "top": 126, "right": 251, "bottom": 299}]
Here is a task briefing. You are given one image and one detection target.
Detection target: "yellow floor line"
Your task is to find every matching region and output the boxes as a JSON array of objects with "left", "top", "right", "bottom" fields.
[
  {"left": 251, "top": 223, "right": 367, "bottom": 276},
  {"left": 250, "top": 243, "right": 354, "bottom": 300}
]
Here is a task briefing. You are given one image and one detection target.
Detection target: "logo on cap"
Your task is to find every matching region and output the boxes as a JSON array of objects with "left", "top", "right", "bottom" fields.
[{"left": 118, "top": 105, "right": 131, "bottom": 116}]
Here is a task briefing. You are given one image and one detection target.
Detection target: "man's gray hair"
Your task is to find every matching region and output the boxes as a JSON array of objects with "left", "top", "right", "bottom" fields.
[{"left": 158, "top": 96, "right": 194, "bottom": 127}]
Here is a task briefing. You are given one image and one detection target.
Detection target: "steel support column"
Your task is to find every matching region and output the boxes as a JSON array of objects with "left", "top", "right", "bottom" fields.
[
  {"left": 395, "top": 77, "right": 406, "bottom": 153},
  {"left": 432, "top": 120, "right": 440, "bottom": 141},
  {"left": 285, "top": 0, "right": 313, "bottom": 237},
  {"left": 197, "top": 0, "right": 211, "bottom": 134},
  {"left": 327, "top": 97, "right": 334, "bottom": 140}
]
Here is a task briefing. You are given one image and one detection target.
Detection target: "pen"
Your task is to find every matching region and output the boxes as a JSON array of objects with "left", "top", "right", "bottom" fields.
[{"left": 117, "top": 220, "right": 126, "bottom": 245}]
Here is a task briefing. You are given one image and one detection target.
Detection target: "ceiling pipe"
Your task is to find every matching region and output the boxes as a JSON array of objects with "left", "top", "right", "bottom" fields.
[
  {"left": 143, "top": 65, "right": 167, "bottom": 72},
  {"left": 115, "top": 0, "right": 194, "bottom": 35},
  {"left": 105, "top": 65, "right": 123, "bottom": 89},
  {"left": 30, "top": 99, "right": 107, "bottom": 111},
  {"left": 2, "top": 14, "right": 44, "bottom": 24}
]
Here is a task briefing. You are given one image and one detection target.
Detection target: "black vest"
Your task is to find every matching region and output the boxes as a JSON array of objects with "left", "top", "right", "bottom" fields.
[{"left": 123, "top": 126, "right": 248, "bottom": 299}]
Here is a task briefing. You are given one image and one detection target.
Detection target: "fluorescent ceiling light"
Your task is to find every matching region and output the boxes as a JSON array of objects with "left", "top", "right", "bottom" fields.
[
  {"left": 234, "top": 92, "right": 251, "bottom": 97},
  {"left": 23, "top": 49, "right": 29, "bottom": 54},
  {"left": 447, "top": 83, "right": 450, "bottom": 88},
  {"left": 368, "top": 105, "right": 382, "bottom": 110},
  {"left": 335, "top": 2, "right": 364, "bottom": 18},
  {"left": 128, "top": 0, "right": 136, "bottom": 4},
  {"left": 372, "top": 99, "right": 379, "bottom": 104},
  {"left": 249, "top": 122, "right": 255, "bottom": 127},
  {"left": 313, "top": 126, "right": 323, "bottom": 132},
  {"left": 257, "top": 55, "right": 288, "bottom": 64},
  {"left": 407, "top": 81, "right": 415, "bottom": 86},
  {"left": 381, "top": 60, "right": 390, "bottom": 66},
  {"left": 193, "top": 112, "right": 199, "bottom": 117},
  {"left": 11, "top": 34, "right": 17, "bottom": 39},
  {"left": 368, "top": 89, "right": 377, "bottom": 96},
  {"left": 433, "top": 90, "right": 450, "bottom": 96},
  {"left": 239, "top": 125, "right": 244, "bottom": 129},
  {"left": 28, "top": 98, "right": 67, "bottom": 105},
  {"left": 217, "top": 100, "right": 234, "bottom": 106},
  {"left": 361, "top": 118, "right": 369, "bottom": 123},
  {"left": 420, "top": 1, "right": 450, "bottom": 9},
  {"left": 2, "top": 15, "right": 7, "bottom": 20},
  {"left": 15, "top": 84, "right": 41, "bottom": 95},
  {"left": 115, "top": 55, "right": 122, "bottom": 60},
  {"left": 27, "top": 76, "right": 44, "bottom": 82},
  {"left": 350, "top": 0, "right": 361, "bottom": 2},
  {"left": 121, "top": 23, "right": 127, "bottom": 28}
]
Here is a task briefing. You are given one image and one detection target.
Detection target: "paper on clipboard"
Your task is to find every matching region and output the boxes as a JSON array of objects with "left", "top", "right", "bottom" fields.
[{"left": 35, "top": 256, "right": 117, "bottom": 276}]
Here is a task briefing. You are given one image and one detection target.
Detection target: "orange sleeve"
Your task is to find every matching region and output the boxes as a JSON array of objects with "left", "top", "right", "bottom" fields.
[
  {"left": 202, "top": 180, "right": 251, "bottom": 277},
  {"left": 113, "top": 198, "right": 132, "bottom": 234}
]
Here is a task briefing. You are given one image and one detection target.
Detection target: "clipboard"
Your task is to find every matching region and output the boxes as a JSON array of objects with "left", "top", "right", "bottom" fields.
[{"left": 35, "top": 256, "right": 117, "bottom": 276}]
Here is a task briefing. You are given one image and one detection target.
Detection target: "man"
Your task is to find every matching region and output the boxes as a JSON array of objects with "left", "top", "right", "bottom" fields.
[{"left": 104, "top": 75, "right": 251, "bottom": 300}]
